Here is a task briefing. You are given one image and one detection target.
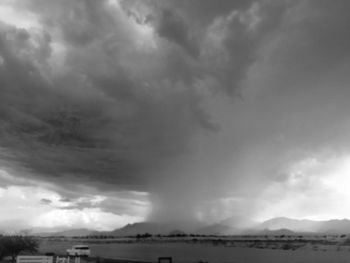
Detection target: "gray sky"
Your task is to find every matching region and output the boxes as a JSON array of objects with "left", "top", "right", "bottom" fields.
[{"left": 1, "top": 0, "right": 350, "bottom": 232}]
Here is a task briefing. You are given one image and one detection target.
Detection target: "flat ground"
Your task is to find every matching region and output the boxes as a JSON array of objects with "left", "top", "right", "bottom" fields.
[{"left": 38, "top": 236, "right": 350, "bottom": 263}]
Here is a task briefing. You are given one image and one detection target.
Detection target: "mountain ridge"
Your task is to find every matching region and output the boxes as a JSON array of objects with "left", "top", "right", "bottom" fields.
[
  {"left": 259, "top": 217, "right": 350, "bottom": 234},
  {"left": 14, "top": 217, "right": 350, "bottom": 237}
]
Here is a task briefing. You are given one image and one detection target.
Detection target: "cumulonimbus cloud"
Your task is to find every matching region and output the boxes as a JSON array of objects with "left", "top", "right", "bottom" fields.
[{"left": 1, "top": 0, "right": 350, "bottom": 224}]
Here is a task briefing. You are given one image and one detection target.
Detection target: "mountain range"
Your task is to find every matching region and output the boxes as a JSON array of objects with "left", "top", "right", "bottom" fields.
[
  {"left": 260, "top": 217, "right": 350, "bottom": 234},
  {"left": 33, "top": 228, "right": 94, "bottom": 237},
  {"left": 28, "top": 217, "right": 350, "bottom": 237}
]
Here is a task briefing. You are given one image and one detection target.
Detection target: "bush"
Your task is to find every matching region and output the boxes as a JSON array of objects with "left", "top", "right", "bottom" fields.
[
  {"left": 281, "top": 243, "right": 292, "bottom": 250},
  {"left": 0, "top": 236, "right": 39, "bottom": 262}
]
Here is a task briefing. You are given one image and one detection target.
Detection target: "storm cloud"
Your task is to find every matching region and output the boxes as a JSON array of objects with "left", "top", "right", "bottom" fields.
[{"left": 1, "top": 0, "right": 350, "bottom": 228}]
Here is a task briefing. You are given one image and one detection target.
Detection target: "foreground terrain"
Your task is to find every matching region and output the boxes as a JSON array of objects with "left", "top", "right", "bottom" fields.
[{"left": 38, "top": 235, "right": 350, "bottom": 263}]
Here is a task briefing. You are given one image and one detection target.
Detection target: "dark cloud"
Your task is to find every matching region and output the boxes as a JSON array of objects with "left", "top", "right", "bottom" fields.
[
  {"left": 172, "top": 0, "right": 252, "bottom": 26},
  {"left": 154, "top": 8, "right": 199, "bottom": 57},
  {"left": 0, "top": 0, "right": 215, "bottom": 195},
  {"left": 40, "top": 198, "right": 52, "bottom": 205},
  {"left": 59, "top": 197, "right": 72, "bottom": 203},
  {"left": 1, "top": 0, "right": 350, "bottom": 224}
]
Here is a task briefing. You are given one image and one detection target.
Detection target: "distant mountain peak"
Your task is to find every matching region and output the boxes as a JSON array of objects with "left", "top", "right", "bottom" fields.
[
  {"left": 33, "top": 228, "right": 95, "bottom": 237},
  {"left": 260, "top": 217, "right": 350, "bottom": 234}
]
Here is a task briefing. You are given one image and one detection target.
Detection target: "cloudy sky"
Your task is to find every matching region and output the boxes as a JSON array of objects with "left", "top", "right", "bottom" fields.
[{"left": 1, "top": 0, "right": 350, "bottom": 232}]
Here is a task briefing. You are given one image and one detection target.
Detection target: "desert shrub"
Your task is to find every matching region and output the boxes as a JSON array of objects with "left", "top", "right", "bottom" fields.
[
  {"left": 136, "top": 233, "right": 152, "bottom": 239},
  {"left": 0, "top": 235, "right": 38, "bottom": 262},
  {"left": 281, "top": 243, "right": 292, "bottom": 250}
]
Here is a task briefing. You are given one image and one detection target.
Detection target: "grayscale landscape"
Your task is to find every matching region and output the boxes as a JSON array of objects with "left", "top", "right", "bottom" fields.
[{"left": 1, "top": 0, "right": 350, "bottom": 262}]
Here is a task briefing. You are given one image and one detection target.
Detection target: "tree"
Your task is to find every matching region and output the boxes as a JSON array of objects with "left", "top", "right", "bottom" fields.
[
  {"left": 0, "top": 236, "right": 5, "bottom": 260},
  {"left": 0, "top": 236, "right": 39, "bottom": 262}
]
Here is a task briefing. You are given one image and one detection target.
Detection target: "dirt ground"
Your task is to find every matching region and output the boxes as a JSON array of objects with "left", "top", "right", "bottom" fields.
[{"left": 39, "top": 238, "right": 350, "bottom": 263}]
